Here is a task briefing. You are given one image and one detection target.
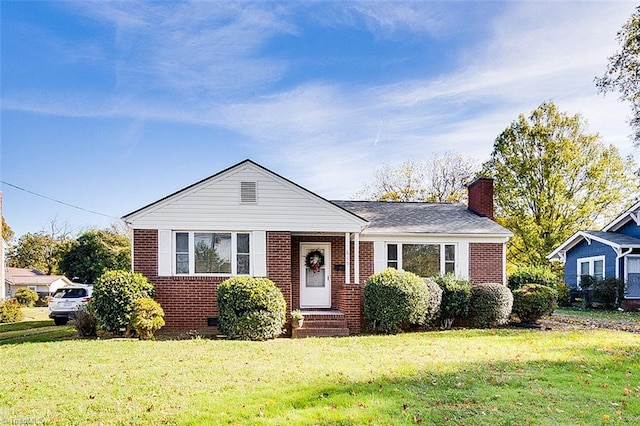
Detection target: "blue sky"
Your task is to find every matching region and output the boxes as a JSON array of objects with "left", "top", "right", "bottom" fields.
[{"left": 1, "top": 0, "right": 638, "bottom": 239}]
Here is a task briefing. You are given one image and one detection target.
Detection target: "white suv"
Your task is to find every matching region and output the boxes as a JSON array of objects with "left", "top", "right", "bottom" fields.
[{"left": 48, "top": 285, "right": 93, "bottom": 326}]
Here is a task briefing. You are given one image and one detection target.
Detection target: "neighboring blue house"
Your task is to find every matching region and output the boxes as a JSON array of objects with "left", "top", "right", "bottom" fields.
[{"left": 548, "top": 200, "right": 640, "bottom": 309}]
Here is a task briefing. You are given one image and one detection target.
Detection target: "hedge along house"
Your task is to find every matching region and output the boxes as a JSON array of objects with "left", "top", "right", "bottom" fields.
[
  {"left": 548, "top": 199, "right": 640, "bottom": 310},
  {"left": 123, "top": 160, "right": 512, "bottom": 336}
]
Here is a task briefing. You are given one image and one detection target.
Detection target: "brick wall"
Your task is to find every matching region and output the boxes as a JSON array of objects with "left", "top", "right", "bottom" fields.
[
  {"left": 469, "top": 242, "right": 504, "bottom": 284},
  {"left": 134, "top": 229, "right": 294, "bottom": 331},
  {"left": 133, "top": 229, "right": 222, "bottom": 330},
  {"left": 267, "top": 231, "right": 292, "bottom": 312},
  {"left": 132, "top": 229, "right": 373, "bottom": 331}
]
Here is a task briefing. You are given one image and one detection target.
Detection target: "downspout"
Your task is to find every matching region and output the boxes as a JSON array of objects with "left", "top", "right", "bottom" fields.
[{"left": 124, "top": 220, "right": 134, "bottom": 273}]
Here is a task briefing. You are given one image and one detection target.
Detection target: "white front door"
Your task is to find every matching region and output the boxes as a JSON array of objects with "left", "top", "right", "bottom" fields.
[{"left": 300, "top": 243, "right": 331, "bottom": 308}]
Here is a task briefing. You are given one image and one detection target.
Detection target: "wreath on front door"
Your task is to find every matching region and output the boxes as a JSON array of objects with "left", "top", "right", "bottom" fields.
[{"left": 305, "top": 250, "right": 325, "bottom": 273}]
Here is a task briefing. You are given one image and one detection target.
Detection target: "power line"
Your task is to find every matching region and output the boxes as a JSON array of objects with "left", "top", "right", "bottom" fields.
[{"left": 0, "top": 180, "right": 119, "bottom": 219}]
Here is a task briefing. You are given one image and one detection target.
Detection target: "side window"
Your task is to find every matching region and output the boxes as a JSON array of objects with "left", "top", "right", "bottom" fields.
[
  {"left": 175, "top": 232, "right": 189, "bottom": 274},
  {"left": 237, "top": 233, "right": 250, "bottom": 274},
  {"left": 387, "top": 244, "right": 398, "bottom": 269}
]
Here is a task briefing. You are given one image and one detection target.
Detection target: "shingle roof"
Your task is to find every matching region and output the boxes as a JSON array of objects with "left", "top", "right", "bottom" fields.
[
  {"left": 5, "top": 267, "right": 71, "bottom": 286},
  {"left": 583, "top": 230, "right": 640, "bottom": 247},
  {"left": 332, "top": 201, "right": 512, "bottom": 235}
]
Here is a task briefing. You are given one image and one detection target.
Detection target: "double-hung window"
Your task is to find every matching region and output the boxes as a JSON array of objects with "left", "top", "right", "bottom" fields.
[
  {"left": 386, "top": 243, "right": 456, "bottom": 277},
  {"left": 577, "top": 256, "right": 604, "bottom": 287},
  {"left": 174, "top": 231, "right": 251, "bottom": 275}
]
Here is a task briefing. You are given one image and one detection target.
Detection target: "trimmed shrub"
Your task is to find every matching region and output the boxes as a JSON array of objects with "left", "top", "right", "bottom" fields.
[
  {"left": 593, "top": 277, "right": 625, "bottom": 309},
  {"left": 507, "top": 266, "right": 557, "bottom": 291},
  {"left": 423, "top": 278, "right": 443, "bottom": 326},
  {"left": 92, "top": 270, "right": 155, "bottom": 335},
  {"left": 433, "top": 274, "right": 472, "bottom": 329},
  {"left": 468, "top": 283, "right": 513, "bottom": 328},
  {"left": 132, "top": 298, "right": 165, "bottom": 340},
  {"left": 14, "top": 288, "right": 38, "bottom": 307},
  {"left": 555, "top": 282, "right": 571, "bottom": 307},
  {"left": 0, "top": 299, "right": 24, "bottom": 323},
  {"left": 218, "top": 276, "right": 286, "bottom": 341},
  {"left": 512, "top": 284, "right": 558, "bottom": 323},
  {"left": 363, "top": 268, "right": 431, "bottom": 334},
  {"left": 74, "top": 305, "right": 97, "bottom": 338},
  {"left": 35, "top": 296, "right": 50, "bottom": 307}
]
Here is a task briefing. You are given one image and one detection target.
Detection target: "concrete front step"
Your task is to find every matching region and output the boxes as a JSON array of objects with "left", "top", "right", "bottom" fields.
[
  {"left": 292, "top": 326, "right": 350, "bottom": 338},
  {"left": 292, "top": 310, "right": 350, "bottom": 338}
]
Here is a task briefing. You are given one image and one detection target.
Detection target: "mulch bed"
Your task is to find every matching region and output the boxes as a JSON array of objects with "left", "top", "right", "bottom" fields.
[{"left": 537, "top": 314, "right": 640, "bottom": 333}]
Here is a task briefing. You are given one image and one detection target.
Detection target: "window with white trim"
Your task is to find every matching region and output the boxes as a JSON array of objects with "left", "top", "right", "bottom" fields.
[
  {"left": 577, "top": 255, "right": 604, "bottom": 287},
  {"left": 174, "top": 231, "right": 251, "bottom": 275},
  {"left": 625, "top": 256, "right": 640, "bottom": 298},
  {"left": 386, "top": 243, "right": 456, "bottom": 277}
]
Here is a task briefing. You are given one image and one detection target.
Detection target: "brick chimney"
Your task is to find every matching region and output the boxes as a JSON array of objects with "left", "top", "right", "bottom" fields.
[{"left": 467, "top": 178, "right": 494, "bottom": 220}]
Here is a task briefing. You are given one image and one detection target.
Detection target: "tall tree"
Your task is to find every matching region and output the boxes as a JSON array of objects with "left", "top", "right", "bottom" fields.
[
  {"left": 6, "top": 217, "right": 74, "bottom": 274},
  {"left": 356, "top": 151, "right": 479, "bottom": 203},
  {"left": 484, "top": 101, "right": 639, "bottom": 267},
  {"left": 7, "top": 233, "right": 58, "bottom": 274},
  {"left": 595, "top": 6, "right": 640, "bottom": 144},
  {"left": 59, "top": 228, "right": 131, "bottom": 284},
  {"left": 2, "top": 217, "right": 14, "bottom": 242}
]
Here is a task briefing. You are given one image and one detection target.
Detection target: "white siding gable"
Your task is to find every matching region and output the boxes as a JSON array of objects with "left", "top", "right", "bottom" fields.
[{"left": 124, "top": 161, "right": 366, "bottom": 233}]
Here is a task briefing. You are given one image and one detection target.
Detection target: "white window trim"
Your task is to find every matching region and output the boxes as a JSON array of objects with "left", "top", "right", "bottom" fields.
[
  {"left": 173, "top": 231, "right": 252, "bottom": 276},
  {"left": 386, "top": 242, "right": 457, "bottom": 277},
  {"left": 576, "top": 255, "right": 605, "bottom": 288},
  {"left": 27, "top": 286, "right": 38, "bottom": 292},
  {"left": 624, "top": 255, "right": 640, "bottom": 299}
]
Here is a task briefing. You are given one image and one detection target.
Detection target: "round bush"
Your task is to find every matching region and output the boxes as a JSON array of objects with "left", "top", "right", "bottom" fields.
[
  {"left": 593, "top": 278, "right": 624, "bottom": 309},
  {"left": 132, "top": 298, "right": 165, "bottom": 340},
  {"left": 363, "top": 268, "right": 431, "bottom": 334},
  {"left": 468, "top": 283, "right": 513, "bottom": 328},
  {"left": 507, "top": 266, "right": 557, "bottom": 291},
  {"left": 0, "top": 299, "right": 24, "bottom": 323},
  {"left": 218, "top": 277, "right": 286, "bottom": 341},
  {"left": 433, "top": 274, "right": 471, "bottom": 329},
  {"left": 423, "top": 278, "right": 443, "bottom": 326},
  {"left": 555, "top": 282, "right": 571, "bottom": 307},
  {"left": 92, "top": 270, "right": 156, "bottom": 335},
  {"left": 512, "top": 284, "right": 558, "bottom": 323},
  {"left": 15, "top": 288, "right": 38, "bottom": 307}
]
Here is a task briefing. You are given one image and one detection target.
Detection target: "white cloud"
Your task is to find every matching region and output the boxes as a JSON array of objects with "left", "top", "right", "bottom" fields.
[{"left": 4, "top": 1, "right": 638, "bottom": 200}]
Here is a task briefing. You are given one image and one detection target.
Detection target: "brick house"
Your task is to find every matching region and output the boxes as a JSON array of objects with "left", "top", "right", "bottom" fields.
[{"left": 123, "top": 160, "right": 511, "bottom": 336}]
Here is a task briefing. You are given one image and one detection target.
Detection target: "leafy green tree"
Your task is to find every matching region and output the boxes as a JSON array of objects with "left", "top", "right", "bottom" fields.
[
  {"left": 2, "top": 217, "right": 14, "bottom": 242},
  {"left": 59, "top": 229, "right": 131, "bottom": 283},
  {"left": 484, "top": 101, "right": 639, "bottom": 267},
  {"left": 6, "top": 217, "right": 73, "bottom": 274},
  {"left": 596, "top": 6, "right": 640, "bottom": 144},
  {"left": 7, "top": 233, "right": 60, "bottom": 274}
]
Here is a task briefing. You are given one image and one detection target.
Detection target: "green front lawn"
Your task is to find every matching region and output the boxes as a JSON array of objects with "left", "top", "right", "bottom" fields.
[{"left": 1, "top": 328, "right": 638, "bottom": 425}]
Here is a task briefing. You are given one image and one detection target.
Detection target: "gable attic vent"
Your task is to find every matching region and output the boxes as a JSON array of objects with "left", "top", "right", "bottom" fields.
[{"left": 240, "top": 181, "right": 257, "bottom": 203}]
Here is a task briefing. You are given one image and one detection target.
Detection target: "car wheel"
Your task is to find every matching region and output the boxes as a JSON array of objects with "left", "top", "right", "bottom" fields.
[{"left": 54, "top": 317, "right": 68, "bottom": 326}]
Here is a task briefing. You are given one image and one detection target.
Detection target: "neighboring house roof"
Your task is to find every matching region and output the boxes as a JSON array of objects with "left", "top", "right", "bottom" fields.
[
  {"left": 5, "top": 267, "right": 72, "bottom": 288},
  {"left": 602, "top": 199, "right": 640, "bottom": 232},
  {"left": 332, "top": 201, "right": 512, "bottom": 236},
  {"left": 548, "top": 230, "right": 640, "bottom": 262}
]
